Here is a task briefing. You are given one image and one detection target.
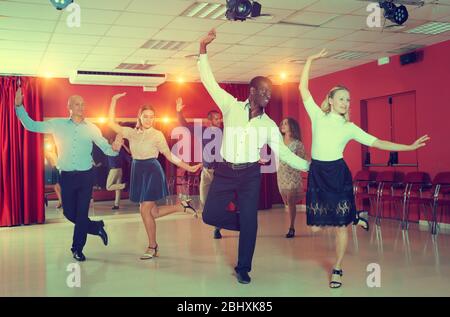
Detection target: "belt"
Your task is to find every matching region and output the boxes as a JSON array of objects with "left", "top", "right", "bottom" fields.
[
  {"left": 223, "top": 160, "right": 258, "bottom": 170},
  {"left": 60, "top": 169, "right": 93, "bottom": 174}
]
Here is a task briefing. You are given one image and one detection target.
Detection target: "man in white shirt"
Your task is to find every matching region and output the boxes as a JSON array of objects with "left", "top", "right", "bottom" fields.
[{"left": 198, "top": 29, "right": 309, "bottom": 284}]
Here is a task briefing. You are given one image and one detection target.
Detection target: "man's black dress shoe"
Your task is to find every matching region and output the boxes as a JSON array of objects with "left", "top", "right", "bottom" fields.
[
  {"left": 72, "top": 249, "right": 86, "bottom": 262},
  {"left": 98, "top": 222, "right": 108, "bottom": 246},
  {"left": 235, "top": 269, "right": 251, "bottom": 284}
]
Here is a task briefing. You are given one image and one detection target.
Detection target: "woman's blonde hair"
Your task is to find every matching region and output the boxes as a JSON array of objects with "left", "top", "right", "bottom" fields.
[
  {"left": 136, "top": 105, "right": 156, "bottom": 130},
  {"left": 320, "top": 85, "right": 350, "bottom": 122}
]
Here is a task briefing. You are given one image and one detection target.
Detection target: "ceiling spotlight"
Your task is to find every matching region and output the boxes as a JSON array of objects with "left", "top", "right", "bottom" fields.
[
  {"left": 49, "top": 0, "right": 73, "bottom": 10},
  {"left": 379, "top": 1, "right": 409, "bottom": 25},
  {"left": 225, "top": 0, "right": 262, "bottom": 21}
]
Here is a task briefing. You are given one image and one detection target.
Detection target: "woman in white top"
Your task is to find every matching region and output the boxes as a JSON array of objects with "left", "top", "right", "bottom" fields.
[
  {"left": 300, "top": 49, "right": 430, "bottom": 288},
  {"left": 108, "top": 93, "right": 202, "bottom": 260}
]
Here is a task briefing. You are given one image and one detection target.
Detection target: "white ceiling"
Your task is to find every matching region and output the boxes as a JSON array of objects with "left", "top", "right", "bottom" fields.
[{"left": 0, "top": 0, "right": 449, "bottom": 83}]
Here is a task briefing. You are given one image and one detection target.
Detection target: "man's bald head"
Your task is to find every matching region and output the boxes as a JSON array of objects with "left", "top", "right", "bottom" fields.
[
  {"left": 67, "top": 95, "right": 85, "bottom": 119},
  {"left": 68, "top": 95, "right": 84, "bottom": 107}
]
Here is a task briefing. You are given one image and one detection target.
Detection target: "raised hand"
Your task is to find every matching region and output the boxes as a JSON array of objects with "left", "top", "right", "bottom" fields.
[
  {"left": 112, "top": 92, "right": 127, "bottom": 101},
  {"left": 307, "top": 49, "right": 328, "bottom": 61},
  {"left": 176, "top": 97, "right": 186, "bottom": 112},
  {"left": 410, "top": 135, "right": 430, "bottom": 150},
  {"left": 200, "top": 29, "right": 216, "bottom": 46},
  {"left": 15, "top": 87, "right": 23, "bottom": 107}
]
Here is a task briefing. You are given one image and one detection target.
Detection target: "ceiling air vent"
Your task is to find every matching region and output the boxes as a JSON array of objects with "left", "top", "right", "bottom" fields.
[
  {"left": 329, "top": 51, "right": 372, "bottom": 60},
  {"left": 181, "top": 2, "right": 227, "bottom": 20},
  {"left": 141, "top": 40, "right": 189, "bottom": 50}
]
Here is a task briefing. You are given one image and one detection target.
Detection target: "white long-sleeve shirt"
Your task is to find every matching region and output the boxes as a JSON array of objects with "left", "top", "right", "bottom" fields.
[
  {"left": 303, "top": 96, "right": 377, "bottom": 161},
  {"left": 198, "top": 54, "right": 309, "bottom": 171}
]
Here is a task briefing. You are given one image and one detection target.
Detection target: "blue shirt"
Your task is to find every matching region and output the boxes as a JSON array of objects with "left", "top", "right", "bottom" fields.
[{"left": 15, "top": 105, "right": 118, "bottom": 172}]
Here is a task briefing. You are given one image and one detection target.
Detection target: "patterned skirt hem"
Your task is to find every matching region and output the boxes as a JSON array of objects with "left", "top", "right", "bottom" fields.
[{"left": 306, "top": 220, "right": 355, "bottom": 227}]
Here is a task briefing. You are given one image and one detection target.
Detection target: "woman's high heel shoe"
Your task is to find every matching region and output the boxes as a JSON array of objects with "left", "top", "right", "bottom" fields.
[
  {"left": 285, "top": 228, "right": 295, "bottom": 238},
  {"left": 354, "top": 211, "right": 369, "bottom": 231},
  {"left": 181, "top": 199, "right": 198, "bottom": 218},
  {"left": 140, "top": 244, "right": 158, "bottom": 260},
  {"left": 329, "top": 268, "right": 343, "bottom": 288}
]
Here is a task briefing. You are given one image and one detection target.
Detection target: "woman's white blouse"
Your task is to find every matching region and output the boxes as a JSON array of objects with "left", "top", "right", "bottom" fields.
[
  {"left": 122, "top": 127, "right": 170, "bottom": 160},
  {"left": 304, "top": 96, "right": 377, "bottom": 161}
]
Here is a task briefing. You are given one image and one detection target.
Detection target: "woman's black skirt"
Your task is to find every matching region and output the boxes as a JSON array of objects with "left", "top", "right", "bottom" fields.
[
  {"left": 306, "top": 159, "right": 356, "bottom": 227},
  {"left": 130, "top": 158, "right": 169, "bottom": 203},
  {"left": 51, "top": 167, "right": 60, "bottom": 184}
]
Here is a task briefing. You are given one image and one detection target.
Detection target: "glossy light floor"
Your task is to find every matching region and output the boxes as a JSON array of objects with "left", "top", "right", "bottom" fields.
[{"left": 1, "top": 200, "right": 450, "bottom": 297}]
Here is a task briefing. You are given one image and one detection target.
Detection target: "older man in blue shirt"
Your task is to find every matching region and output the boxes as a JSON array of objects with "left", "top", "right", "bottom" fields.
[{"left": 15, "top": 88, "right": 121, "bottom": 261}]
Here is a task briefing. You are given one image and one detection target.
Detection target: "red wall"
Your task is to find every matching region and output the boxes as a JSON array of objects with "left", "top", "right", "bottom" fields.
[{"left": 40, "top": 80, "right": 225, "bottom": 120}]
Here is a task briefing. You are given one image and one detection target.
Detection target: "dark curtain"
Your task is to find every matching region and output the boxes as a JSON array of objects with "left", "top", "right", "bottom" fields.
[
  {"left": 221, "top": 83, "right": 249, "bottom": 102},
  {"left": 0, "top": 77, "right": 45, "bottom": 226}
]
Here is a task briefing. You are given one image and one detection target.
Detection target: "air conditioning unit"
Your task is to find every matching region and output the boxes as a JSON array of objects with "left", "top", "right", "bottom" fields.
[{"left": 69, "top": 70, "right": 166, "bottom": 88}]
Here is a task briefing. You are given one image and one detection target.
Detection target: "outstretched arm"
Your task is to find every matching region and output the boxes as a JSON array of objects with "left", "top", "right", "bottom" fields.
[
  {"left": 15, "top": 87, "right": 54, "bottom": 133},
  {"left": 372, "top": 135, "right": 430, "bottom": 151},
  {"left": 268, "top": 129, "right": 309, "bottom": 171},
  {"left": 351, "top": 123, "right": 430, "bottom": 151},
  {"left": 155, "top": 130, "right": 202, "bottom": 173},
  {"left": 299, "top": 49, "right": 328, "bottom": 119},
  {"left": 198, "top": 29, "right": 236, "bottom": 115},
  {"left": 108, "top": 93, "right": 126, "bottom": 134},
  {"left": 163, "top": 151, "right": 203, "bottom": 173},
  {"left": 91, "top": 124, "right": 119, "bottom": 156},
  {"left": 299, "top": 49, "right": 327, "bottom": 101}
]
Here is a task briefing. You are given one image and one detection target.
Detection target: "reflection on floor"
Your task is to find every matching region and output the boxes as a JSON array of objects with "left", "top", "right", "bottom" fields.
[
  {"left": 1, "top": 199, "right": 449, "bottom": 297},
  {"left": 44, "top": 195, "right": 186, "bottom": 221}
]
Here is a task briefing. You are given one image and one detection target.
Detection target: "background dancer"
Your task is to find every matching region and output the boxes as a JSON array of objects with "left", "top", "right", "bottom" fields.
[
  {"left": 108, "top": 93, "right": 202, "bottom": 260},
  {"left": 15, "top": 88, "right": 120, "bottom": 262}
]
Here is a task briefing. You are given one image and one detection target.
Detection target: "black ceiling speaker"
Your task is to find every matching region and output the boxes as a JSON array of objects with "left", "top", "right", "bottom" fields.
[{"left": 400, "top": 51, "right": 421, "bottom": 65}]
